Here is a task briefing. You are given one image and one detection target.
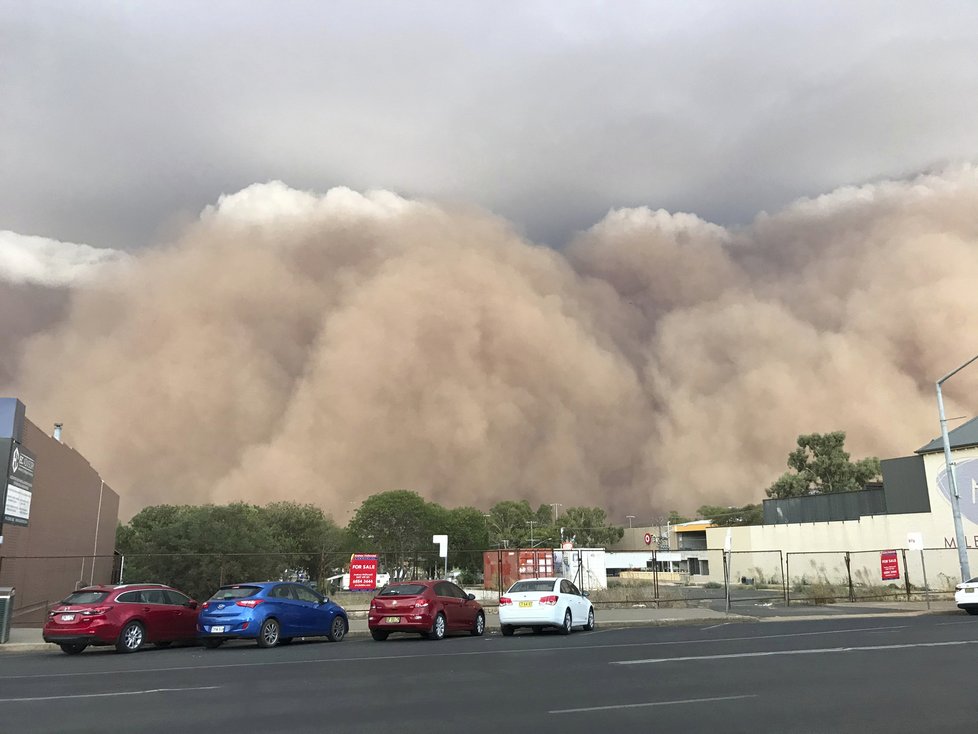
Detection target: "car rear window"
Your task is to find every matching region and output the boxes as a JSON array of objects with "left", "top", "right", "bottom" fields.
[
  {"left": 61, "top": 591, "right": 110, "bottom": 605},
  {"left": 209, "top": 586, "right": 261, "bottom": 601},
  {"left": 379, "top": 584, "right": 427, "bottom": 596},
  {"left": 508, "top": 580, "right": 556, "bottom": 593}
]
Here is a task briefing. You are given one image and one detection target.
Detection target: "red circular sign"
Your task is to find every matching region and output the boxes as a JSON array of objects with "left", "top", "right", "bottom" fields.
[{"left": 644, "top": 532, "right": 653, "bottom": 546}]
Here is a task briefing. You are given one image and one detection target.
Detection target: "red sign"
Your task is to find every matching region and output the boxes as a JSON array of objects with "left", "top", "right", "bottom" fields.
[
  {"left": 880, "top": 550, "right": 900, "bottom": 581},
  {"left": 644, "top": 532, "right": 653, "bottom": 546},
  {"left": 349, "top": 553, "right": 378, "bottom": 590}
]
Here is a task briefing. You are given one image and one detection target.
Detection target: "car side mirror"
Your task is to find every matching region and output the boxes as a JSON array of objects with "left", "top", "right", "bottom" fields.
[
  {"left": 321, "top": 597, "right": 329, "bottom": 605},
  {"left": 186, "top": 600, "right": 199, "bottom": 609},
  {"left": 467, "top": 593, "right": 476, "bottom": 601},
  {"left": 582, "top": 591, "right": 590, "bottom": 598}
]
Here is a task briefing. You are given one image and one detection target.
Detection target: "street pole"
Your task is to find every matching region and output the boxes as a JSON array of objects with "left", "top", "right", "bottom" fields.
[
  {"left": 626, "top": 515, "right": 635, "bottom": 529},
  {"left": 936, "top": 352, "right": 978, "bottom": 582},
  {"left": 550, "top": 503, "right": 561, "bottom": 523}
]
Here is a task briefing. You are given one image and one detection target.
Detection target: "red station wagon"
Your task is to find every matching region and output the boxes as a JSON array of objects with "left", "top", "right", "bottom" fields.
[
  {"left": 42, "top": 583, "right": 200, "bottom": 654},
  {"left": 368, "top": 580, "right": 485, "bottom": 641}
]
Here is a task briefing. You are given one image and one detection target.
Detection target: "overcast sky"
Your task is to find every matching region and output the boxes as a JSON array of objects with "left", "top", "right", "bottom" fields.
[{"left": 3, "top": 1, "right": 978, "bottom": 250}]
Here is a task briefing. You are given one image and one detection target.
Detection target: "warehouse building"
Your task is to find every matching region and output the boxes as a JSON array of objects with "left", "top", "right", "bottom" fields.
[{"left": 0, "top": 398, "right": 119, "bottom": 625}]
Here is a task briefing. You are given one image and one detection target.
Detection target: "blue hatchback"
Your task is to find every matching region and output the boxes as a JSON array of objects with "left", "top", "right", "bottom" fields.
[{"left": 197, "top": 581, "right": 348, "bottom": 649}]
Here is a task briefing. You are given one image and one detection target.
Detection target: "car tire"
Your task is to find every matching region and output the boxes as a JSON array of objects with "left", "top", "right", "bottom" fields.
[
  {"left": 59, "top": 642, "right": 87, "bottom": 655},
  {"left": 116, "top": 621, "right": 145, "bottom": 653},
  {"left": 500, "top": 624, "right": 515, "bottom": 636},
  {"left": 531, "top": 626, "right": 543, "bottom": 634},
  {"left": 154, "top": 641, "right": 173, "bottom": 649},
  {"left": 471, "top": 612, "right": 486, "bottom": 637},
  {"left": 967, "top": 608, "right": 978, "bottom": 616},
  {"left": 583, "top": 607, "right": 595, "bottom": 631},
  {"left": 370, "top": 630, "right": 389, "bottom": 641},
  {"left": 257, "top": 618, "right": 280, "bottom": 648},
  {"left": 201, "top": 638, "right": 224, "bottom": 649},
  {"left": 559, "top": 609, "right": 572, "bottom": 635},
  {"left": 328, "top": 616, "right": 347, "bottom": 642},
  {"left": 425, "top": 613, "right": 447, "bottom": 641}
]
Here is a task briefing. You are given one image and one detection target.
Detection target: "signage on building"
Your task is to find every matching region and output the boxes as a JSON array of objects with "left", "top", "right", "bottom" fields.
[
  {"left": 3, "top": 442, "right": 35, "bottom": 527},
  {"left": 644, "top": 532, "right": 653, "bottom": 546},
  {"left": 907, "top": 532, "right": 923, "bottom": 551},
  {"left": 880, "top": 550, "right": 900, "bottom": 581},
  {"left": 936, "top": 458, "right": 978, "bottom": 523},
  {"left": 349, "top": 553, "right": 378, "bottom": 590}
]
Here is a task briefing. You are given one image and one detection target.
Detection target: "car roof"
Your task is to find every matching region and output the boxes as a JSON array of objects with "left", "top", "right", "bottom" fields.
[{"left": 78, "top": 584, "right": 170, "bottom": 592}]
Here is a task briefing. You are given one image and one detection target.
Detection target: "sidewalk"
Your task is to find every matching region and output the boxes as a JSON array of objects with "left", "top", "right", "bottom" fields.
[{"left": 0, "top": 600, "right": 961, "bottom": 654}]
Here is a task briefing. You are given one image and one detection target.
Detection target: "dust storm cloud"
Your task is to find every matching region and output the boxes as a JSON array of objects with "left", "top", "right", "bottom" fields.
[{"left": 6, "top": 168, "right": 978, "bottom": 519}]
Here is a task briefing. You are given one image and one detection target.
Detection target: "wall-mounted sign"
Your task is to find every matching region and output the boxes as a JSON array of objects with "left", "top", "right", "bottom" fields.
[
  {"left": 3, "top": 442, "right": 34, "bottom": 527},
  {"left": 880, "top": 550, "right": 900, "bottom": 581}
]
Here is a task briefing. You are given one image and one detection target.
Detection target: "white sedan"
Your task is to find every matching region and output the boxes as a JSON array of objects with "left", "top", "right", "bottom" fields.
[
  {"left": 498, "top": 577, "right": 595, "bottom": 635},
  {"left": 955, "top": 577, "right": 978, "bottom": 615}
]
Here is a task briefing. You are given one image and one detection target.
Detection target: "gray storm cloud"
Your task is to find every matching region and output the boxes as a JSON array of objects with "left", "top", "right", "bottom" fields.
[{"left": 5, "top": 167, "right": 978, "bottom": 519}]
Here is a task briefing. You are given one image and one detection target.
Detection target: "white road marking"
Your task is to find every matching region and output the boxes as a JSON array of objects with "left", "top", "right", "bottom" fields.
[
  {"left": 615, "top": 639, "right": 978, "bottom": 665},
  {"left": 550, "top": 694, "right": 757, "bottom": 714},
  {"left": 701, "top": 623, "right": 729, "bottom": 631},
  {"left": 0, "top": 686, "right": 220, "bottom": 702},
  {"left": 0, "top": 623, "right": 911, "bottom": 681}
]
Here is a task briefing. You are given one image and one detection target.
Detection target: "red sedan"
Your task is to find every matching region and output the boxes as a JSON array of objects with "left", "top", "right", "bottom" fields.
[
  {"left": 368, "top": 580, "right": 485, "bottom": 641},
  {"left": 43, "top": 583, "right": 200, "bottom": 654}
]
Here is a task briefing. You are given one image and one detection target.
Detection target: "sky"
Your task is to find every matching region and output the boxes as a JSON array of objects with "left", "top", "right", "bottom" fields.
[{"left": 2, "top": 1, "right": 978, "bottom": 520}]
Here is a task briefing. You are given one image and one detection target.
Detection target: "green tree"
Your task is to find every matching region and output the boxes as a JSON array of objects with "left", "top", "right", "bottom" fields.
[
  {"left": 667, "top": 510, "right": 691, "bottom": 524},
  {"left": 766, "top": 431, "right": 882, "bottom": 499},
  {"left": 116, "top": 503, "right": 284, "bottom": 602},
  {"left": 557, "top": 506, "right": 624, "bottom": 547},
  {"left": 348, "top": 490, "right": 446, "bottom": 575},
  {"left": 696, "top": 503, "right": 763, "bottom": 526},
  {"left": 486, "top": 500, "right": 536, "bottom": 547},
  {"left": 264, "top": 501, "right": 349, "bottom": 587},
  {"left": 443, "top": 506, "right": 490, "bottom": 572}
]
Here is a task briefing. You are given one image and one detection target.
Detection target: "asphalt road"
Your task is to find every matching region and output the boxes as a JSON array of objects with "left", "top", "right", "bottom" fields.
[{"left": 2, "top": 616, "right": 976, "bottom": 734}]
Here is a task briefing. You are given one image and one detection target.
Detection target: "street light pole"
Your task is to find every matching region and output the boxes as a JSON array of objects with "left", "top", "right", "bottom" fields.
[
  {"left": 550, "top": 503, "right": 562, "bottom": 523},
  {"left": 626, "top": 515, "right": 635, "bottom": 529},
  {"left": 936, "top": 352, "right": 978, "bottom": 582},
  {"left": 526, "top": 520, "right": 537, "bottom": 547}
]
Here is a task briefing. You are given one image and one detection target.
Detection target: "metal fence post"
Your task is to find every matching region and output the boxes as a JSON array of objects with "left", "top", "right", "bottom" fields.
[
  {"left": 901, "top": 548, "right": 911, "bottom": 601},
  {"left": 845, "top": 552, "right": 854, "bottom": 602},
  {"left": 920, "top": 549, "right": 930, "bottom": 610},
  {"left": 784, "top": 553, "right": 791, "bottom": 607},
  {"left": 780, "top": 551, "right": 787, "bottom": 606}
]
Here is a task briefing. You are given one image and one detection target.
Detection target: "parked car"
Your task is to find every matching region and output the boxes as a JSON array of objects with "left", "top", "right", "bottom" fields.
[
  {"left": 197, "top": 581, "right": 348, "bottom": 649},
  {"left": 498, "top": 577, "right": 594, "bottom": 636},
  {"left": 42, "top": 583, "right": 200, "bottom": 655},
  {"left": 955, "top": 577, "right": 978, "bottom": 614},
  {"left": 368, "top": 580, "right": 485, "bottom": 641}
]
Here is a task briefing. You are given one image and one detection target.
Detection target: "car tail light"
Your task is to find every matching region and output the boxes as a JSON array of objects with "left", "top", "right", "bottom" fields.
[
  {"left": 81, "top": 606, "right": 112, "bottom": 617},
  {"left": 201, "top": 601, "right": 210, "bottom": 609},
  {"left": 414, "top": 599, "right": 430, "bottom": 608},
  {"left": 539, "top": 595, "right": 558, "bottom": 606},
  {"left": 370, "top": 601, "right": 379, "bottom": 610},
  {"left": 236, "top": 599, "right": 264, "bottom": 608},
  {"left": 499, "top": 596, "right": 512, "bottom": 606}
]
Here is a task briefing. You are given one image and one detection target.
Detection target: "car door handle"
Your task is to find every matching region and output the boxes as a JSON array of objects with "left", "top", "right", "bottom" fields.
[{"left": 143, "top": 606, "right": 151, "bottom": 612}]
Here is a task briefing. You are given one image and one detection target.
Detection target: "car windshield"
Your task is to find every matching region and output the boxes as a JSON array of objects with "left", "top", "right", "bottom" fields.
[
  {"left": 60, "top": 591, "right": 110, "bottom": 605},
  {"left": 209, "top": 586, "right": 261, "bottom": 601},
  {"left": 379, "top": 584, "right": 427, "bottom": 596},
  {"left": 508, "top": 580, "right": 556, "bottom": 593}
]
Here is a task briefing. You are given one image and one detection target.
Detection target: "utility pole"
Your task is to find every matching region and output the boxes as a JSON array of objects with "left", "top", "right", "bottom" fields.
[
  {"left": 550, "top": 503, "right": 562, "bottom": 523},
  {"left": 526, "top": 520, "right": 537, "bottom": 547},
  {"left": 626, "top": 515, "right": 635, "bottom": 528},
  {"left": 936, "top": 352, "right": 978, "bottom": 582}
]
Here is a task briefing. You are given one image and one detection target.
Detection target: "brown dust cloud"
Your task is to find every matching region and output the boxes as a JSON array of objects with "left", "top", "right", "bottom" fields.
[{"left": 3, "top": 166, "right": 978, "bottom": 520}]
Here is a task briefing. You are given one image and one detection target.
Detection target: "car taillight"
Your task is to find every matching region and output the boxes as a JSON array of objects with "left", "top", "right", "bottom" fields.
[
  {"left": 81, "top": 606, "right": 112, "bottom": 617},
  {"left": 499, "top": 597, "right": 512, "bottom": 606},
  {"left": 370, "top": 601, "right": 379, "bottom": 610},
  {"left": 414, "top": 599, "right": 430, "bottom": 608},
  {"left": 236, "top": 599, "right": 264, "bottom": 608},
  {"left": 539, "top": 595, "right": 558, "bottom": 606},
  {"left": 201, "top": 601, "right": 210, "bottom": 609}
]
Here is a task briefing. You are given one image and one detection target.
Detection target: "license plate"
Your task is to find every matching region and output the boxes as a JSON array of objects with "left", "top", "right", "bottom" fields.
[
  {"left": 519, "top": 601, "right": 533, "bottom": 607},
  {"left": 60, "top": 614, "right": 76, "bottom": 622},
  {"left": 386, "top": 616, "right": 400, "bottom": 624},
  {"left": 967, "top": 588, "right": 975, "bottom": 594},
  {"left": 210, "top": 626, "right": 226, "bottom": 633}
]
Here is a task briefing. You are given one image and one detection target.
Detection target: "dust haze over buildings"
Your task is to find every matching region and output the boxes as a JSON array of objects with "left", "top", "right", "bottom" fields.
[{"left": 3, "top": 169, "right": 978, "bottom": 519}]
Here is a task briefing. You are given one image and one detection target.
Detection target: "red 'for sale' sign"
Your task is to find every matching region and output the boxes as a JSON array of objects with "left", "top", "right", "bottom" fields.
[
  {"left": 880, "top": 550, "right": 900, "bottom": 581},
  {"left": 349, "top": 553, "right": 378, "bottom": 590}
]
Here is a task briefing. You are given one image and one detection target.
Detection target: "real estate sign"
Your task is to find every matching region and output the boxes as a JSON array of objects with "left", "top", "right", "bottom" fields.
[
  {"left": 880, "top": 550, "right": 900, "bottom": 581},
  {"left": 349, "top": 553, "right": 378, "bottom": 590}
]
